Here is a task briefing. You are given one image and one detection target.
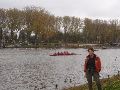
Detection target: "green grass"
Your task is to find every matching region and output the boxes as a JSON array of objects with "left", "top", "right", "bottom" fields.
[{"left": 64, "top": 75, "right": 120, "bottom": 90}]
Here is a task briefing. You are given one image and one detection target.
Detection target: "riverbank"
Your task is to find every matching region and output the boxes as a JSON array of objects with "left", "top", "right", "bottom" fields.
[
  {"left": 64, "top": 74, "right": 120, "bottom": 90},
  {"left": 2, "top": 43, "right": 120, "bottom": 49}
]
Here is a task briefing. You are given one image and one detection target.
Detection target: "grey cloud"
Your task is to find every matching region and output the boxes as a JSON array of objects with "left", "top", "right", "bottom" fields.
[{"left": 0, "top": 0, "right": 120, "bottom": 19}]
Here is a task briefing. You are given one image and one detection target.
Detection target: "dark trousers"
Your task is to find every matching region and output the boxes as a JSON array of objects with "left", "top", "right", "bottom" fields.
[{"left": 86, "top": 69, "right": 102, "bottom": 90}]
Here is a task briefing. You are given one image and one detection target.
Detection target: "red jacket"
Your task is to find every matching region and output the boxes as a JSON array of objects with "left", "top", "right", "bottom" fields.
[{"left": 84, "top": 54, "right": 101, "bottom": 73}]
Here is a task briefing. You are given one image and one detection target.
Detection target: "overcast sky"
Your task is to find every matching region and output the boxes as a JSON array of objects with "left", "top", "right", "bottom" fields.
[{"left": 0, "top": 0, "right": 120, "bottom": 19}]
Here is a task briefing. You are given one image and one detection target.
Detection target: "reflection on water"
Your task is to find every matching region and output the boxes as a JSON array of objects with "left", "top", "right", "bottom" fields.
[{"left": 0, "top": 48, "right": 120, "bottom": 90}]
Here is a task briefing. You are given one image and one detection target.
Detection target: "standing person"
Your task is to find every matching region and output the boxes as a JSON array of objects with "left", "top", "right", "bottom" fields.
[{"left": 84, "top": 47, "right": 102, "bottom": 90}]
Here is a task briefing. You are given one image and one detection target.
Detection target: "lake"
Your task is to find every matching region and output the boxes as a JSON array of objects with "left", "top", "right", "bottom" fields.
[{"left": 0, "top": 48, "right": 120, "bottom": 90}]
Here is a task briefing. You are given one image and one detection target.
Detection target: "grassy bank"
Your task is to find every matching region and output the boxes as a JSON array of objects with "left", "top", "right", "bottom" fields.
[
  {"left": 4, "top": 43, "right": 103, "bottom": 49},
  {"left": 3, "top": 43, "right": 120, "bottom": 49},
  {"left": 64, "top": 74, "right": 120, "bottom": 90}
]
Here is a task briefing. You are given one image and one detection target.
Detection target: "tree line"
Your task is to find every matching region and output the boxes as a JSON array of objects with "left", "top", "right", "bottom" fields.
[{"left": 0, "top": 6, "right": 120, "bottom": 47}]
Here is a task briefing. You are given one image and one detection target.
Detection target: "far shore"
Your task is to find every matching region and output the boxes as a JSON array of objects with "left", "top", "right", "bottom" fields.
[{"left": 1, "top": 43, "right": 120, "bottom": 49}]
